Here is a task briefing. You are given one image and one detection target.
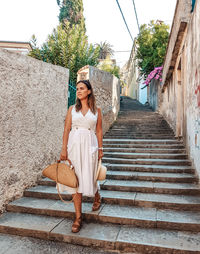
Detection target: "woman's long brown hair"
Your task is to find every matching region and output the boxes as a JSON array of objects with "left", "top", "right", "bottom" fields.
[{"left": 75, "top": 80, "right": 97, "bottom": 114}]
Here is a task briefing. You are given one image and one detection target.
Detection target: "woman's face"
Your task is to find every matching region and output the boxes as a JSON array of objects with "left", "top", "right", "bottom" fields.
[{"left": 76, "top": 82, "right": 91, "bottom": 100}]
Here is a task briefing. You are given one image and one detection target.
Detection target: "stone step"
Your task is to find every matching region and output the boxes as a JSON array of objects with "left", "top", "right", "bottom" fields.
[
  {"left": 112, "top": 124, "right": 171, "bottom": 128},
  {"left": 106, "top": 164, "right": 194, "bottom": 173},
  {"left": 103, "top": 152, "right": 188, "bottom": 159},
  {"left": 103, "top": 157, "right": 191, "bottom": 166},
  {"left": 0, "top": 233, "right": 114, "bottom": 254},
  {"left": 104, "top": 135, "right": 176, "bottom": 139},
  {"left": 105, "top": 171, "right": 196, "bottom": 183},
  {"left": 115, "top": 119, "right": 169, "bottom": 122},
  {"left": 111, "top": 128, "right": 172, "bottom": 132},
  {"left": 100, "top": 180, "right": 200, "bottom": 195},
  {"left": 103, "top": 143, "right": 185, "bottom": 149},
  {"left": 110, "top": 125, "right": 171, "bottom": 128},
  {"left": 105, "top": 133, "right": 175, "bottom": 137},
  {"left": 39, "top": 171, "right": 196, "bottom": 183},
  {"left": 116, "top": 114, "right": 167, "bottom": 117},
  {"left": 103, "top": 147, "right": 186, "bottom": 154},
  {"left": 114, "top": 124, "right": 168, "bottom": 127},
  {"left": 110, "top": 128, "right": 172, "bottom": 131},
  {"left": 105, "top": 135, "right": 176, "bottom": 139},
  {"left": 24, "top": 186, "right": 200, "bottom": 211},
  {"left": 6, "top": 197, "right": 200, "bottom": 232},
  {"left": 0, "top": 212, "right": 199, "bottom": 253},
  {"left": 103, "top": 139, "right": 181, "bottom": 144},
  {"left": 106, "top": 130, "right": 173, "bottom": 134},
  {"left": 38, "top": 178, "right": 200, "bottom": 195},
  {"left": 112, "top": 129, "right": 172, "bottom": 132}
]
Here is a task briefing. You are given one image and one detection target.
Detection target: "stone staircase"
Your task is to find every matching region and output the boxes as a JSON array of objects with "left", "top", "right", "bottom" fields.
[{"left": 0, "top": 97, "right": 200, "bottom": 253}]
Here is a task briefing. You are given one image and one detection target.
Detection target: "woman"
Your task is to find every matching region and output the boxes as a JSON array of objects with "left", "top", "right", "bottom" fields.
[{"left": 59, "top": 79, "right": 104, "bottom": 233}]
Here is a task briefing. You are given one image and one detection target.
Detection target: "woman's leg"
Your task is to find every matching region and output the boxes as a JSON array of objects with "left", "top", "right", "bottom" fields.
[
  {"left": 71, "top": 192, "right": 82, "bottom": 233},
  {"left": 92, "top": 190, "right": 101, "bottom": 211}
]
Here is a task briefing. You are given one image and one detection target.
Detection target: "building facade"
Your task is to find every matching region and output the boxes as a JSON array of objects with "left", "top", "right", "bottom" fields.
[
  {"left": 120, "top": 43, "right": 140, "bottom": 100},
  {"left": 158, "top": 0, "right": 200, "bottom": 179},
  {"left": 0, "top": 40, "right": 32, "bottom": 55}
]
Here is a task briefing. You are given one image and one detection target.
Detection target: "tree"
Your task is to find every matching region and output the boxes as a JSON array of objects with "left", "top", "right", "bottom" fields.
[
  {"left": 95, "top": 41, "right": 114, "bottom": 59},
  {"left": 135, "top": 20, "right": 169, "bottom": 77},
  {"left": 97, "top": 56, "right": 120, "bottom": 78},
  {"left": 29, "top": 22, "right": 100, "bottom": 82},
  {"left": 57, "top": 0, "right": 85, "bottom": 31}
]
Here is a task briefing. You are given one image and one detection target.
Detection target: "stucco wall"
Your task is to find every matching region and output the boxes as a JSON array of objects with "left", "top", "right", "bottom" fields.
[
  {"left": 159, "top": 0, "right": 200, "bottom": 179},
  {"left": 121, "top": 44, "right": 139, "bottom": 100},
  {"left": 159, "top": 74, "right": 178, "bottom": 132},
  {"left": 184, "top": 0, "right": 200, "bottom": 179},
  {"left": 148, "top": 79, "right": 162, "bottom": 112},
  {"left": 162, "top": 0, "right": 191, "bottom": 85},
  {"left": 0, "top": 48, "right": 69, "bottom": 212},
  {"left": 77, "top": 65, "right": 120, "bottom": 134}
]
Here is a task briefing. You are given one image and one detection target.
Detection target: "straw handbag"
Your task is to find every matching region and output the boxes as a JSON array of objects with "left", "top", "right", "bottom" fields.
[{"left": 42, "top": 159, "right": 78, "bottom": 204}]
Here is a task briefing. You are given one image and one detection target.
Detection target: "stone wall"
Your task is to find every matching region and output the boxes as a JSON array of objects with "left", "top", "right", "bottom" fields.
[
  {"left": 77, "top": 65, "right": 120, "bottom": 134},
  {"left": 159, "top": 0, "right": 200, "bottom": 179},
  {"left": 0, "top": 48, "right": 69, "bottom": 212}
]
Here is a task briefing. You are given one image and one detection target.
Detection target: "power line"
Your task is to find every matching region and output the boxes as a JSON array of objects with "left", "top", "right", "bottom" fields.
[
  {"left": 115, "top": 0, "right": 134, "bottom": 42},
  {"left": 132, "top": 0, "right": 140, "bottom": 33},
  {"left": 114, "top": 50, "right": 131, "bottom": 53}
]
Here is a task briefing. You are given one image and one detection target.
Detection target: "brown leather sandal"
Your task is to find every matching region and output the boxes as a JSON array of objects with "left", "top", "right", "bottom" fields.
[
  {"left": 71, "top": 217, "right": 82, "bottom": 233},
  {"left": 92, "top": 191, "right": 101, "bottom": 211},
  {"left": 71, "top": 193, "right": 82, "bottom": 233}
]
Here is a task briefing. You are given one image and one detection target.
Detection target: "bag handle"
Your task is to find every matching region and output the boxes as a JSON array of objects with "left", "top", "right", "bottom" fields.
[{"left": 56, "top": 159, "right": 77, "bottom": 204}]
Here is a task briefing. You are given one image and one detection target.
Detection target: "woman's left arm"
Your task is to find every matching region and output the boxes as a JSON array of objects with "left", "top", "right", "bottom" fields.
[{"left": 96, "top": 108, "right": 104, "bottom": 160}]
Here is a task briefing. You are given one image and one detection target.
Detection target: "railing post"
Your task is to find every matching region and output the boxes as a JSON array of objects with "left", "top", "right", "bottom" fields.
[{"left": 68, "top": 80, "right": 76, "bottom": 108}]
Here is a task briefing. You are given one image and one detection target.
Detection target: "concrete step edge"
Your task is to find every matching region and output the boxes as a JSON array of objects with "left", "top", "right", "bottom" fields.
[
  {"left": 23, "top": 187, "right": 200, "bottom": 210},
  {"left": 103, "top": 157, "right": 191, "bottom": 166},
  {"left": 6, "top": 197, "right": 200, "bottom": 232},
  {"left": 0, "top": 212, "right": 199, "bottom": 253}
]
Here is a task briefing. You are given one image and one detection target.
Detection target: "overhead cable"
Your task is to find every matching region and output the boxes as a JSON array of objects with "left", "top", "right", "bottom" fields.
[
  {"left": 115, "top": 0, "right": 134, "bottom": 42},
  {"left": 132, "top": 0, "right": 140, "bottom": 33},
  {"left": 114, "top": 50, "right": 131, "bottom": 52}
]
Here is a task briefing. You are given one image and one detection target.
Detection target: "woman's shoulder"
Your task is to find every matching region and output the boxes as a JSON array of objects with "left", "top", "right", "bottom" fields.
[
  {"left": 96, "top": 107, "right": 102, "bottom": 116},
  {"left": 68, "top": 105, "right": 75, "bottom": 113}
]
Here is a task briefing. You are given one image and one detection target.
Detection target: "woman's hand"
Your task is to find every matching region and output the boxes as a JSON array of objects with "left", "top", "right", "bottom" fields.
[
  {"left": 60, "top": 149, "right": 72, "bottom": 165},
  {"left": 60, "top": 148, "right": 68, "bottom": 161},
  {"left": 98, "top": 149, "right": 104, "bottom": 160}
]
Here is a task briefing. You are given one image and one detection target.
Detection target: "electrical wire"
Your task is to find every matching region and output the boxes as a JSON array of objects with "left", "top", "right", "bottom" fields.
[
  {"left": 132, "top": 0, "right": 140, "bottom": 33},
  {"left": 114, "top": 50, "right": 131, "bottom": 53},
  {"left": 115, "top": 0, "right": 134, "bottom": 42}
]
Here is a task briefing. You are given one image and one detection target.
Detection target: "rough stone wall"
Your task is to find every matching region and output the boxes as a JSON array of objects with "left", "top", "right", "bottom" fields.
[
  {"left": 0, "top": 48, "right": 69, "bottom": 212},
  {"left": 77, "top": 65, "right": 120, "bottom": 134},
  {"left": 159, "top": 0, "right": 200, "bottom": 179}
]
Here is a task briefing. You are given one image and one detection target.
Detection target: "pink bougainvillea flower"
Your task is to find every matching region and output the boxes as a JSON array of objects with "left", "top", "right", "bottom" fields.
[{"left": 142, "top": 65, "right": 163, "bottom": 86}]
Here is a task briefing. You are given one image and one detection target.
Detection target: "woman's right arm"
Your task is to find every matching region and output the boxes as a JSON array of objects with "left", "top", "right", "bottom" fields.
[{"left": 60, "top": 105, "right": 73, "bottom": 161}]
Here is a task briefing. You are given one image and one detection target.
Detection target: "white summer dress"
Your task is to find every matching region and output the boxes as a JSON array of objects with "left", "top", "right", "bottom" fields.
[{"left": 56, "top": 105, "right": 100, "bottom": 197}]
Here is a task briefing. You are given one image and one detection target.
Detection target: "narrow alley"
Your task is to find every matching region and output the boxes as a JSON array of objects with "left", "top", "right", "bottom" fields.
[{"left": 0, "top": 97, "right": 199, "bottom": 253}]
